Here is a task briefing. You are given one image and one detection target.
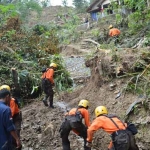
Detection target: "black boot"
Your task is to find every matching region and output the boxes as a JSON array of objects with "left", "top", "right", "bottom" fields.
[
  {"left": 49, "top": 105, "right": 55, "bottom": 109},
  {"left": 43, "top": 100, "right": 48, "bottom": 106}
]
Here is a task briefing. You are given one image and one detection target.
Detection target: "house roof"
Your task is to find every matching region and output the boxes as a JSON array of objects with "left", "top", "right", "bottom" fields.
[{"left": 86, "top": 0, "right": 105, "bottom": 12}]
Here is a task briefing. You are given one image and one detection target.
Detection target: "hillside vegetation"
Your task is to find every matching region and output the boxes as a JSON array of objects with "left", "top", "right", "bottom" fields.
[{"left": 1, "top": 0, "right": 150, "bottom": 149}]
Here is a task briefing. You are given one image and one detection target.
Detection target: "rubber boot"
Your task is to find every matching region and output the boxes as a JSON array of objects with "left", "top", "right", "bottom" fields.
[{"left": 43, "top": 96, "right": 48, "bottom": 106}]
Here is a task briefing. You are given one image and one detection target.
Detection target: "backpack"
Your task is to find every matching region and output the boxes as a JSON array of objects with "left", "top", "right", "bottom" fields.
[
  {"left": 126, "top": 122, "right": 138, "bottom": 135},
  {"left": 104, "top": 115, "right": 130, "bottom": 150},
  {"left": 11, "top": 97, "right": 21, "bottom": 108},
  {"left": 41, "top": 67, "right": 47, "bottom": 73},
  {"left": 14, "top": 98, "right": 21, "bottom": 108},
  {"left": 41, "top": 68, "right": 50, "bottom": 89},
  {"left": 67, "top": 108, "right": 83, "bottom": 129}
]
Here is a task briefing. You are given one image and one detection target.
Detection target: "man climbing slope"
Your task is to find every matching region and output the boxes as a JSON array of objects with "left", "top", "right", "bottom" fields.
[
  {"left": 86, "top": 106, "right": 139, "bottom": 150},
  {"left": 60, "top": 99, "right": 91, "bottom": 150},
  {"left": 41, "top": 62, "right": 57, "bottom": 108}
]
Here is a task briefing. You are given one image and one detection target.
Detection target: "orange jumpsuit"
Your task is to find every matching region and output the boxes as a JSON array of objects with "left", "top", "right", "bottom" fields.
[
  {"left": 66, "top": 108, "right": 90, "bottom": 135},
  {"left": 68, "top": 108, "right": 90, "bottom": 126},
  {"left": 87, "top": 115, "right": 126, "bottom": 149},
  {"left": 41, "top": 68, "right": 55, "bottom": 107},
  {"left": 9, "top": 98, "right": 22, "bottom": 145},
  {"left": 61, "top": 108, "right": 91, "bottom": 150},
  {"left": 41, "top": 68, "right": 54, "bottom": 84},
  {"left": 109, "top": 28, "right": 121, "bottom": 37},
  {"left": 10, "top": 98, "right": 20, "bottom": 117}
]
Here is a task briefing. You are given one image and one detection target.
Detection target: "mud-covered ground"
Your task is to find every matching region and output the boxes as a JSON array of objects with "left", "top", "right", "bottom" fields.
[
  {"left": 21, "top": 47, "right": 150, "bottom": 150},
  {"left": 21, "top": 100, "right": 88, "bottom": 150}
]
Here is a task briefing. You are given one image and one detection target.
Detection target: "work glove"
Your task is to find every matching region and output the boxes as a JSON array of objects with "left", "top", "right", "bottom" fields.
[{"left": 86, "top": 142, "right": 92, "bottom": 148}]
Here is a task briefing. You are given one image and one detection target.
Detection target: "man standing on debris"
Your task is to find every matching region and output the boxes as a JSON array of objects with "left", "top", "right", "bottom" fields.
[
  {"left": 0, "top": 85, "right": 22, "bottom": 149},
  {"left": 41, "top": 62, "right": 57, "bottom": 108},
  {"left": 60, "top": 99, "right": 91, "bottom": 150},
  {"left": 0, "top": 88, "right": 21, "bottom": 150},
  {"left": 109, "top": 25, "right": 121, "bottom": 44},
  {"left": 86, "top": 106, "right": 139, "bottom": 150}
]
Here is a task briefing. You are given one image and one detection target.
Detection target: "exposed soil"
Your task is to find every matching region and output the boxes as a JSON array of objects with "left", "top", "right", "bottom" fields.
[
  {"left": 20, "top": 6, "right": 150, "bottom": 150},
  {"left": 21, "top": 46, "right": 150, "bottom": 150}
]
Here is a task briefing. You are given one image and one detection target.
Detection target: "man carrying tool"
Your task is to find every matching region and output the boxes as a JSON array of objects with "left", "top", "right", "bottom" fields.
[
  {"left": 0, "top": 88, "right": 21, "bottom": 150},
  {"left": 0, "top": 85, "right": 22, "bottom": 149},
  {"left": 86, "top": 106, "right": 139, "bottom": 150},
  {"left": 41, "top": 62, "right": 57, "bottom": 108},
  {"left": 60, "top": 99, "right": 91, "bottom": 150}
]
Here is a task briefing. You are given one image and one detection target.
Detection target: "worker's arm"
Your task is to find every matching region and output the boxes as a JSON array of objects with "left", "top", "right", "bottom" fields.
[
  {"left": 82, "top": 109, "right": 90, "bottom": 127},
  {"left": 3, "top": 108, "right": 21, "bottom": 148},
  {"left": 10, "top": 131, "right": 21, "bottom": 148},
  {"left": 108, "top": 141, "right": 113, "bottom": 149},
  {"left": 117, "top": 29, "right": 121, "bottom": 35},
  {"left": 87, "top": 117, "right": 103, "bottom": 142},
  {"left": 47, "top": 69, "right": 54, "bottom": 84},
  {"left": 109, "top": 30, "right": 112, "bottom": 36}
]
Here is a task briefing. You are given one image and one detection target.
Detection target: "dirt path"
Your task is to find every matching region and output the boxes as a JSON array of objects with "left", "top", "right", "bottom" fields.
[{"left": 21, "top": 100, "right": 89, "bottom": 150}]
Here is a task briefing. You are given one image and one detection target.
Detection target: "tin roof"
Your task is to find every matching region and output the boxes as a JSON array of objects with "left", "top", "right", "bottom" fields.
[{"left": 86, "top": 0, "right": 105, "bottom": 12}]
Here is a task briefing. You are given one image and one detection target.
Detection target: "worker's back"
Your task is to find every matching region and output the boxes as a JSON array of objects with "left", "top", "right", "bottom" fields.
[{"left": 109, "top": 28, "right": 121, "bottom": 37}]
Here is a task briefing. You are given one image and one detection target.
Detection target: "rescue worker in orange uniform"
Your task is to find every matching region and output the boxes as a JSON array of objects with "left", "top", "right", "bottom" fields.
[
  {"left": 86, "top": 106, "right": 139, "bottom": 150},
  {"left": 0, "top": 85, "right": 22, "bottom": 149},
  {"left": 41, "top": 63, "right": 57, "bottom": 108},
  {"left": 109, "top": 25, "right": 121, "bottom": 37},
  {"left": 60, "top": 99, "right": 91, "bottom": 150},
  {"left": 109, "top": 25, "right": 121, "bottom": 45}
]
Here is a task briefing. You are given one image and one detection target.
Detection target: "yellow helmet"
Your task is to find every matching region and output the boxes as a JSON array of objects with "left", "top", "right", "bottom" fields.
[
  {"left": 50, "top": 63, "right": 57, "bottom": 68},
  {"left": 109, "top": 25, "right": 113, "bottom": 29},
  {"left": 78, "top": 99, "right": 89, "bottom": 108},
  {"left": 95, "top": 106, "right": 108, "bottom": 117},
  {"left": 0, "top": 85, "right": 11, "bottom": 91}
]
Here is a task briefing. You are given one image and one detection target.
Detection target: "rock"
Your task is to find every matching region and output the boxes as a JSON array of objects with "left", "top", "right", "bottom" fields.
[
  {"left": 112, "top": 101, "right": 117, "bottom": 105},
  {"left": 44, "top": 123, "right": 54, "bottom": 136},
  {"left": 78, "top": 79, "right": 84, "bottom": 83},
  {"left": 35, "top": 144, "right": 39, "bottom": 149},
  {"left": 114, "top": 90, "right": 120, "bottom": 94},
  {"left": 23, "top": 124, "right": 30, "bottom": 129},
  {"left": 110, "top": 83, "right": 117, "bottom": 88},
  {"left": 22, "top": 148, "right": 33, "bottom": 150}
]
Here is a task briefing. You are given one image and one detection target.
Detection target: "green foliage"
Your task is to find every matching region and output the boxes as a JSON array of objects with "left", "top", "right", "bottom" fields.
[
  {"left": 5, "top": 29, "right": 16, "bottom": 38},
  {"left": 33, "top": 24, "right": 48, "bottom": 35},
  {"left": 128, "top": 11, "right": 143, "bottom": 33},
  {"left": 116, "top": 14, "right": 122, "bottom": 24},
  {"left": 62, "top": 0, "right": 68, "bottom": 7},
  {"left": 41, "top": 0, "right": 50, "bottom": 8},
  {"left": 0, "top": 4, "right": 18, "bottom": 28},
  {"left": 122, "top": 0, "right": 146, "bottom": 11},
  {"left": 51, "top": 55, "right": 73, "bottom": 91},
  {"left": 91, "top": 29, "right": 99, "bottom": 37},
  {"left": 15, "top": 0, "right": 42, "bottom": 22},
  {"left": 56, "top": 11, "right": 80, "bottom": 44},
  {"left": 73, "top": 0, "right": 89, "bottom": 13}
]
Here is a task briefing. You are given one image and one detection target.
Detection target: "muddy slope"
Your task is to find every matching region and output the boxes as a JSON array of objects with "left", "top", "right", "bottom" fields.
[
  {"left": 60, "top": 49, "right": 150, "bottom": 150},
  {"left": 21, "top": 48, "right": 150, "bottom": 150}
]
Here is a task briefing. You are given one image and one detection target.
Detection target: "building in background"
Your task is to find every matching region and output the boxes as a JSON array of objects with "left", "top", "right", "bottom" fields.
[{"left": 87, "top": 0, "right": 119, "bottom": 21}]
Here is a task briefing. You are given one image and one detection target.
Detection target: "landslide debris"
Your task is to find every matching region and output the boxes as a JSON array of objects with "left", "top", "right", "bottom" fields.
[
  {"left": 21, "top": 101, "right": 87, "bottom": 150},
  {"left": 59, "top": 47, "right": 150, "bottom": 150}
]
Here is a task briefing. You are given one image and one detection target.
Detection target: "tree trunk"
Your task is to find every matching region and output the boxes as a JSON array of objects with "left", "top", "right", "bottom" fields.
[{"left": 11, "top": 68, "right": 21, "bottom": 98}]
